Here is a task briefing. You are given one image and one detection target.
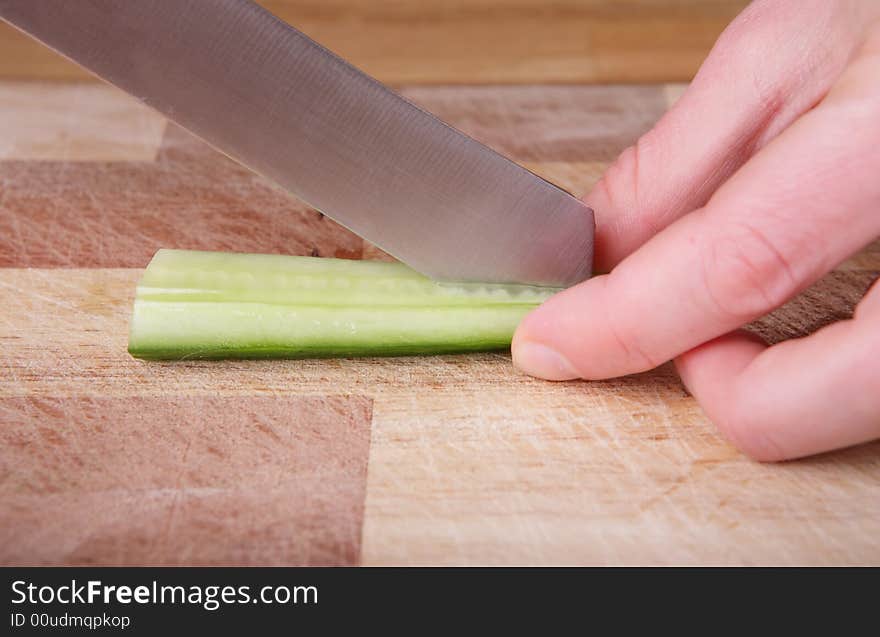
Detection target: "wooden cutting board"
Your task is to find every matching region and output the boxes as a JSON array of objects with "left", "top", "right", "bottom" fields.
[{"left": 1, "top": 81, "right": 878, "bottom": 565}]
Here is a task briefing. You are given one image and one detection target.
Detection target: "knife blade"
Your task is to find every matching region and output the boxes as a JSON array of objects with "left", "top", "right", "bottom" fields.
[{"left": 0, "top": 0, "right": 593, "bottom": 286}]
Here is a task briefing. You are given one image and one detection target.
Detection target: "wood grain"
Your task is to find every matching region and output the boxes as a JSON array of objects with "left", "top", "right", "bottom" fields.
[
  {"left": 363, "top": 379, "right": 880, "bottom": 565},
  {"left": 0, "top": 395, "right": 372, "bottom": 565},
  {"left": 0, "top": 0, "right": 747, "bottom": 84},
  {"left": 1, "top": 266, "right": 878, "bottom": 565},
  {"left": 0, "top": 85, "right": 668, "bottom": 267},
  {"left": 0, "top": 82, "right": 166, "bottom": 162},
  {"left": 400, "top": 84, "right": 669, "bottom": 163},
  {"left": 1, "top": 80, "right": 879, "bottom": 565},
  {"left": 0, "top": 125, "right": 363, "bottom": 267}
]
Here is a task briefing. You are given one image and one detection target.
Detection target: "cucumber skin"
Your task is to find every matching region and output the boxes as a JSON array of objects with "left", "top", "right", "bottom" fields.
[
  {"left": 129, "top": 346, "right": 511, "bottom": 360},
  {"left": 128, "top": 250, "right": 557, "bottom": 361},
  {"left": 129, "top": 342, "right": 513, "bottom": 361},
  {"left": 128, "top": 300, "right": 531, "bottom": 360}
]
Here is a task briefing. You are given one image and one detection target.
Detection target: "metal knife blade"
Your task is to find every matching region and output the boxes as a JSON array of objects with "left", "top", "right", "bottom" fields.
[{"left": 0, "top": 0, "right": 594, "bottom": 286}]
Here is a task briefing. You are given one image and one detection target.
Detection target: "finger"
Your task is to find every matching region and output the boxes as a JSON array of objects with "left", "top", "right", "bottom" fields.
[
  {"left": 676, "top": 278, "right": 880, "bottom": 461},
  {"left": 513, "top": 30, "right": 880, "bottom": 381},
  {"left": 590, "top": 0, "right": 871, "bottom": 271}
]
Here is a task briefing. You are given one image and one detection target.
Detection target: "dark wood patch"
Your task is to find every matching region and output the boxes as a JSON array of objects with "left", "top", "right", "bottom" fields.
[
  {"left": 0, "top": 395, "right": 373, "bottom": 565},
  {"left": 750, "top": 270, "right": 879, "bottom": 344},
  {"left": 0, "top": 124, "right": 363, "bottom": 267}
]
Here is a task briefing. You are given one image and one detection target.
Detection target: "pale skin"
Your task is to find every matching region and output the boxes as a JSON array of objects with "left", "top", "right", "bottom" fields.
[{"left": 512, "top": 0, "right": 880, "bottom": 461}]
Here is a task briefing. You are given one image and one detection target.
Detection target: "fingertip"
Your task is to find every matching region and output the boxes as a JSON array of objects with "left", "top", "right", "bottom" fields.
[
  {"left": 512, "top": 300, "right": 581, "bottom": 381},
  {"left": 512, "top": 340, "right": 580, "bottom": 381},
  {"left": 514, "top": 271, "right": 662, "bottom": 379}
]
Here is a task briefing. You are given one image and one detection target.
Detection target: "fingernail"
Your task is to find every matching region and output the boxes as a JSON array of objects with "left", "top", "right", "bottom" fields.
[{"left": 513, "top": 342, "right": 579, "bottom": 381}]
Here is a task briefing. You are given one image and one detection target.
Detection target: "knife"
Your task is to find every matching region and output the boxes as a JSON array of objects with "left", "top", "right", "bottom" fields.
[{"left": 0, "top": 0, "right": 593, "bottom": 287}]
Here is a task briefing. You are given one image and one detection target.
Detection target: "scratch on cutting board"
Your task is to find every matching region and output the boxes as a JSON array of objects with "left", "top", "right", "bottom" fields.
[{"left": 155, "top": 437, "right": 194, "bottom": 559}]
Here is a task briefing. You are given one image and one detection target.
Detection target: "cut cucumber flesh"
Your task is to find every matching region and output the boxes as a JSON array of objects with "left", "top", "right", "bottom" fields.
[{"left": 128, "top": 249, "right": 560, "bottom": 360}]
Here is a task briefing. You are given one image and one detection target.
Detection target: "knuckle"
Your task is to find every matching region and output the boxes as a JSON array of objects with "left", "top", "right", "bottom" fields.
[
  {"left": 706, "top": 0, "right": 835, "bottom": 120},
  {"left": 601, "top": 275, "right": 663, "bottom": 372},
  {"left": 597, "top": 142, "right": 641, "bottom": 215},
  {"left": 597, "top": 135, "right": 667, "bottom": 235},
  {"left": 711, "top": 0, "right": 779, "bottom": 59},
  {"left": 698, "top": 221, "right": 798, "bottom": 324},
  {"left": 607, "top": 313, "right": 662, "bottom": 372}
]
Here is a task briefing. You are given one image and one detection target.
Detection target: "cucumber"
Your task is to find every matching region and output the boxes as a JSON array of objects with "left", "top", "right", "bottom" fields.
[{"left": 128, "top": 249, "right": 560, "bottom": 360}]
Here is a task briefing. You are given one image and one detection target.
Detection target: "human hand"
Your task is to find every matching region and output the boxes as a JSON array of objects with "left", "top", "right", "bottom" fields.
[{"left": 512, "top": 0, "right": 880, "bottom": 461}]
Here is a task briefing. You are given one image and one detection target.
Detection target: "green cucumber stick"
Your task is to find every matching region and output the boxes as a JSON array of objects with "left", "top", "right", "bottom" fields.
[{"left": 128, "top": 249, "right": 560, "bottom": 360}]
